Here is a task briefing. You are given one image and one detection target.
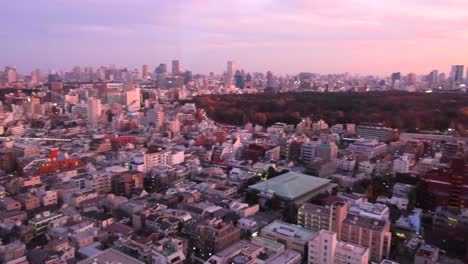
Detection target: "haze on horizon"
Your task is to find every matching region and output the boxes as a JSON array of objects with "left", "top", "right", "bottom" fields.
[{"left": 1, "top": 0, "right": 468, "bottom": 75}]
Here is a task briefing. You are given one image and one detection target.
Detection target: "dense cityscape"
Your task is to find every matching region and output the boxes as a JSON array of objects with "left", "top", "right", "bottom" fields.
[{"left": 0, "top": 59, "right": 465, "bottom": 264}]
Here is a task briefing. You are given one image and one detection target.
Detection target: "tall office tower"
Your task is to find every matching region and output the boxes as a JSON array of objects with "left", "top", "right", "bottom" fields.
[
  {"left": 184, "top": 70, "right": 193, "bottom": 84},
  {"left": 97, "top": 67, "right": 106, "bottom": 80},
  {"left": 450, "top": 65, "right": 464, "bottom": 82},
  {"left": 391, "top": 72, "right": 401, "bottom": 85},
  {"left": 34, "top": 68, "right": 44, "bottom": 82},
  {"left": 155, "top": 64, "right": 167, "bottom": 74},
  {"left": 172, "top": 60, "right": 181, "bottom": 75},
  {"left": 428, "top": 70, "right": 438, "bottom": 85},
  {"left": 234, "top": 70, "right": 245, "bottom": 89},
  {"left": 5, "top": 66, "right": 17, "bottom": 83},
  {"left": 142, "top": 64, "right": 150, "bottom": 79},
  {"left": 87, "top": 97, "right": 102, "bottom": 126},
  {"left": 266, "top": 71, "right": 274, "bottom": 87},
  {"left": 226, "top": 61, "right": 236, "bottom": 88},
  {"left": 438, "top": 73, "right": 446, "bottom": 82},
  {"left": 406, "top": 73, "right": 417, "bottom": 85}
]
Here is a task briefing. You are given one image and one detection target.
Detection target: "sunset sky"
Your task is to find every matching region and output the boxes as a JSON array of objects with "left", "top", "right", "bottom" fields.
[{"left": 2, "top": 0, "right": 468, "bottom": 75}]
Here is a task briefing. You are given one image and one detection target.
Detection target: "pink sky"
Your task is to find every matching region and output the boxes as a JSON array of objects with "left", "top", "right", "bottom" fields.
[{"left": 2, "top": 0, "right": 468, "bottom": 75}]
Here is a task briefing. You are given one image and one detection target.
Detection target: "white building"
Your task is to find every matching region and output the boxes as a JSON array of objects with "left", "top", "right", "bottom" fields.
[
  {"left": 308, "top": 230, "right": 369, "bottom": 264},
  {"left": 87, "top": 97, "right": 102, "bottom": 126},
  {"left": 348, "top": 139, "right": 388, "bottom": 160},
  {"left": 126, "top": 87, "right": 141, "bottom": 112},
  {"left": 151, "top": 237, "right": 185, "bottom": 264},
  {"left": 393, "top": 155, "right": 415, "bottom": 174}
]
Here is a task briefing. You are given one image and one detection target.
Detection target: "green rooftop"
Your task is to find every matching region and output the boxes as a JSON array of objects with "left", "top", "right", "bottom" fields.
[{"left": 248, "top": 171, "right": 331, "bottom": 200}]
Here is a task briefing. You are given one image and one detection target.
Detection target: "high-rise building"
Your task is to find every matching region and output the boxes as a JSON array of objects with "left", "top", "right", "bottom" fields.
[
  {"left": 428, "top": 70, "right": 438, "bottom": 85},
  {"left": 438, "top": 72, "right": 446, "bottom": 82},
  {"left": 234, "top": 70, "right": 245, "bottom": 89},
  {"left": 226, "top": 61, "right": 236, "bottom": 88},
  {"left": 266, "top": 71, "right": 274, "bottom": 87},
  {"left": 391, "top": 72, "right": 401, "bottom": 82},
  {"left": 172, "top": 60, "right": 180, "bottom": 75},
  {"left": 156, "top": 64, "right": 167, "bottom": 74},
  {"left": 308, "top": 230, "right": 370, "bottom": 264},
  {"left": 184, "top": 70, "right": 193, "bottom": 84},
  {"left": 87, "top": 97, "right": 102, "bottom": 126},
  {"left": 407, "top": 73, "right": 416, "bottom": 85},
  {"left": 450, "top": 65, "right": 464, "bottom": 82},
  {"left": 142, "top": 64, "right": 150, "bottom": 79},
  {"left": 5, "top": 66, "right": 17, "bottom": 83}
]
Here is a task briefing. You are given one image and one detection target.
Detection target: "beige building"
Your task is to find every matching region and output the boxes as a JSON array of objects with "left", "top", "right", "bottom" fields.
[
  {"left": 298, "top": 202, "right": 348, "bottom": 239},
  {"left": 308, "top": 230, "right": 369, "bottom": 264},
  {"left": 307, "top": 230, "right": 369, "bottom": 264},
  {"left": 340, "top": 214, "right": 391, "bottom": 262}
]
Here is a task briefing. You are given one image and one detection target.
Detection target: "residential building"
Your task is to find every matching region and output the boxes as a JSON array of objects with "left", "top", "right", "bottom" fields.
[
  {"left": 261, "top": 220, "right": 316, "bottom": 256},
  {"left": 308, "top": 230, "right": 369, "bottom": 264},
  {"left": 340, "top": 214, "right": 391, "bottom": 262}
]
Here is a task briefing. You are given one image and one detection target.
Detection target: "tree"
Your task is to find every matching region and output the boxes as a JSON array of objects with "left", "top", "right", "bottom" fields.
[
  {"left": 245, "top": 191, "right": 259, "bottom": 205},
  {"left": 267, "top": 166, "right": 278, "bottom": 179}
]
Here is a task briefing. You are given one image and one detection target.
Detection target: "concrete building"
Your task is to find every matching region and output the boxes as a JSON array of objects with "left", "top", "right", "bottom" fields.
[
  {"left": 261, "top": 220, "right": 316, "bottom": 256},
  {"left": 393, "top": 154, "right": 415, "bottom": 174},
  {"left": 29, "top": 211, "right": 63, "bottom": 234},
  {"left": 347, "top": 139, "right": 388, "bottom": 160},
  {"left": 87, "top": 97, "right": 102, "bottom": 126},
  {"left": 78, "top": 248, "right": 144, "bottom": 264},
  {"left": 126, "top": 87, "right": 141, "bottom": 112},
  {"left": 308, "top": 230, "right": 369, "bottom": 264},
  {"left": 340, "top": 214, "right": 391, "bottom": 262},
  {"left": 151, "top": 237, "right": 186, "bottom": 264},
  {"left": 191, "top": 218, "right": 241, "bottom": 259},
  {"left": 249, "top": 171, "right": 335, "bottom": 207},
  {"left": 298, "top": 202, "right": 348, "bottom": 239},
  {"left": 414, "top": 244, "right": 439, "bottom": 264},
  {"left": 356, "top": 125, "right": 395, "bottom": 142}
]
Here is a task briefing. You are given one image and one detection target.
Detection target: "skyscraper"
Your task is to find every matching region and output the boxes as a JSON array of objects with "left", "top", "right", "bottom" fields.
[
  {"left": 391, "top": 72, "right": 401, "bottom": 89},
  {"left": 266, "top": 71, "right": 274, "bottom": 87},
  {"left": 172, "top": 60, "right": 180, "bottom": 76},
  {"left": 142, "top": 64, "right": 150, "bottom": 79},
  {"left": 428, "top": 70, "right": 438, "bottom": 85},
  {"left": 87, "top": 97, "right": 102, "bottom": 126},
  {"left": 184, "top": 70, "right": 193, "bottom": 84},
  {"left": 407, "top": 73, "right": 416, "bottom": 85},
  {"left": 155, "top": 64, "right": 167, "bottom": 74},
  {"left": 5, "top": 66, "right": 17, "bottom": 83},
  {"left": 450, "top": 65, "right": 464, "bottom": 82},
  {"left": 226, "top": 61, "right": 236, "bottom": 88}
]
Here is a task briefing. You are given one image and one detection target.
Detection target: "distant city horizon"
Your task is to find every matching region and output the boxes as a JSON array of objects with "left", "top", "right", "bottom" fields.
[
  {"left": 3, "top": 1, "right": 468, "bottom": 75},
  {"left": 1, "top": 62, "right": 467, "bottom": 78}
]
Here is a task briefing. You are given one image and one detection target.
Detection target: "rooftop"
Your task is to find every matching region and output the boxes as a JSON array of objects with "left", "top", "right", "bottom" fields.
[
  {"left": 336, "top": 241, "right": 368, "bottom": 256},
  {"left": 343, "top": 213, "right": 388, "bottom": 231},
  {"left": 78, "top": 248, "right": 144, "bottom": 264},
  {"left": 262, "top": 220, "right": 316, "bottom": 242},
  {"left": 249, "top": 171, "right": 331, "bottom": 200}
]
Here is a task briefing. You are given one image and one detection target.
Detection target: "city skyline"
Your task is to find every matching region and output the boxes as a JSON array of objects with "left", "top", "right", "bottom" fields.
[{"left": 2, "top": 0, "right": 468, "bottom": 75}]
